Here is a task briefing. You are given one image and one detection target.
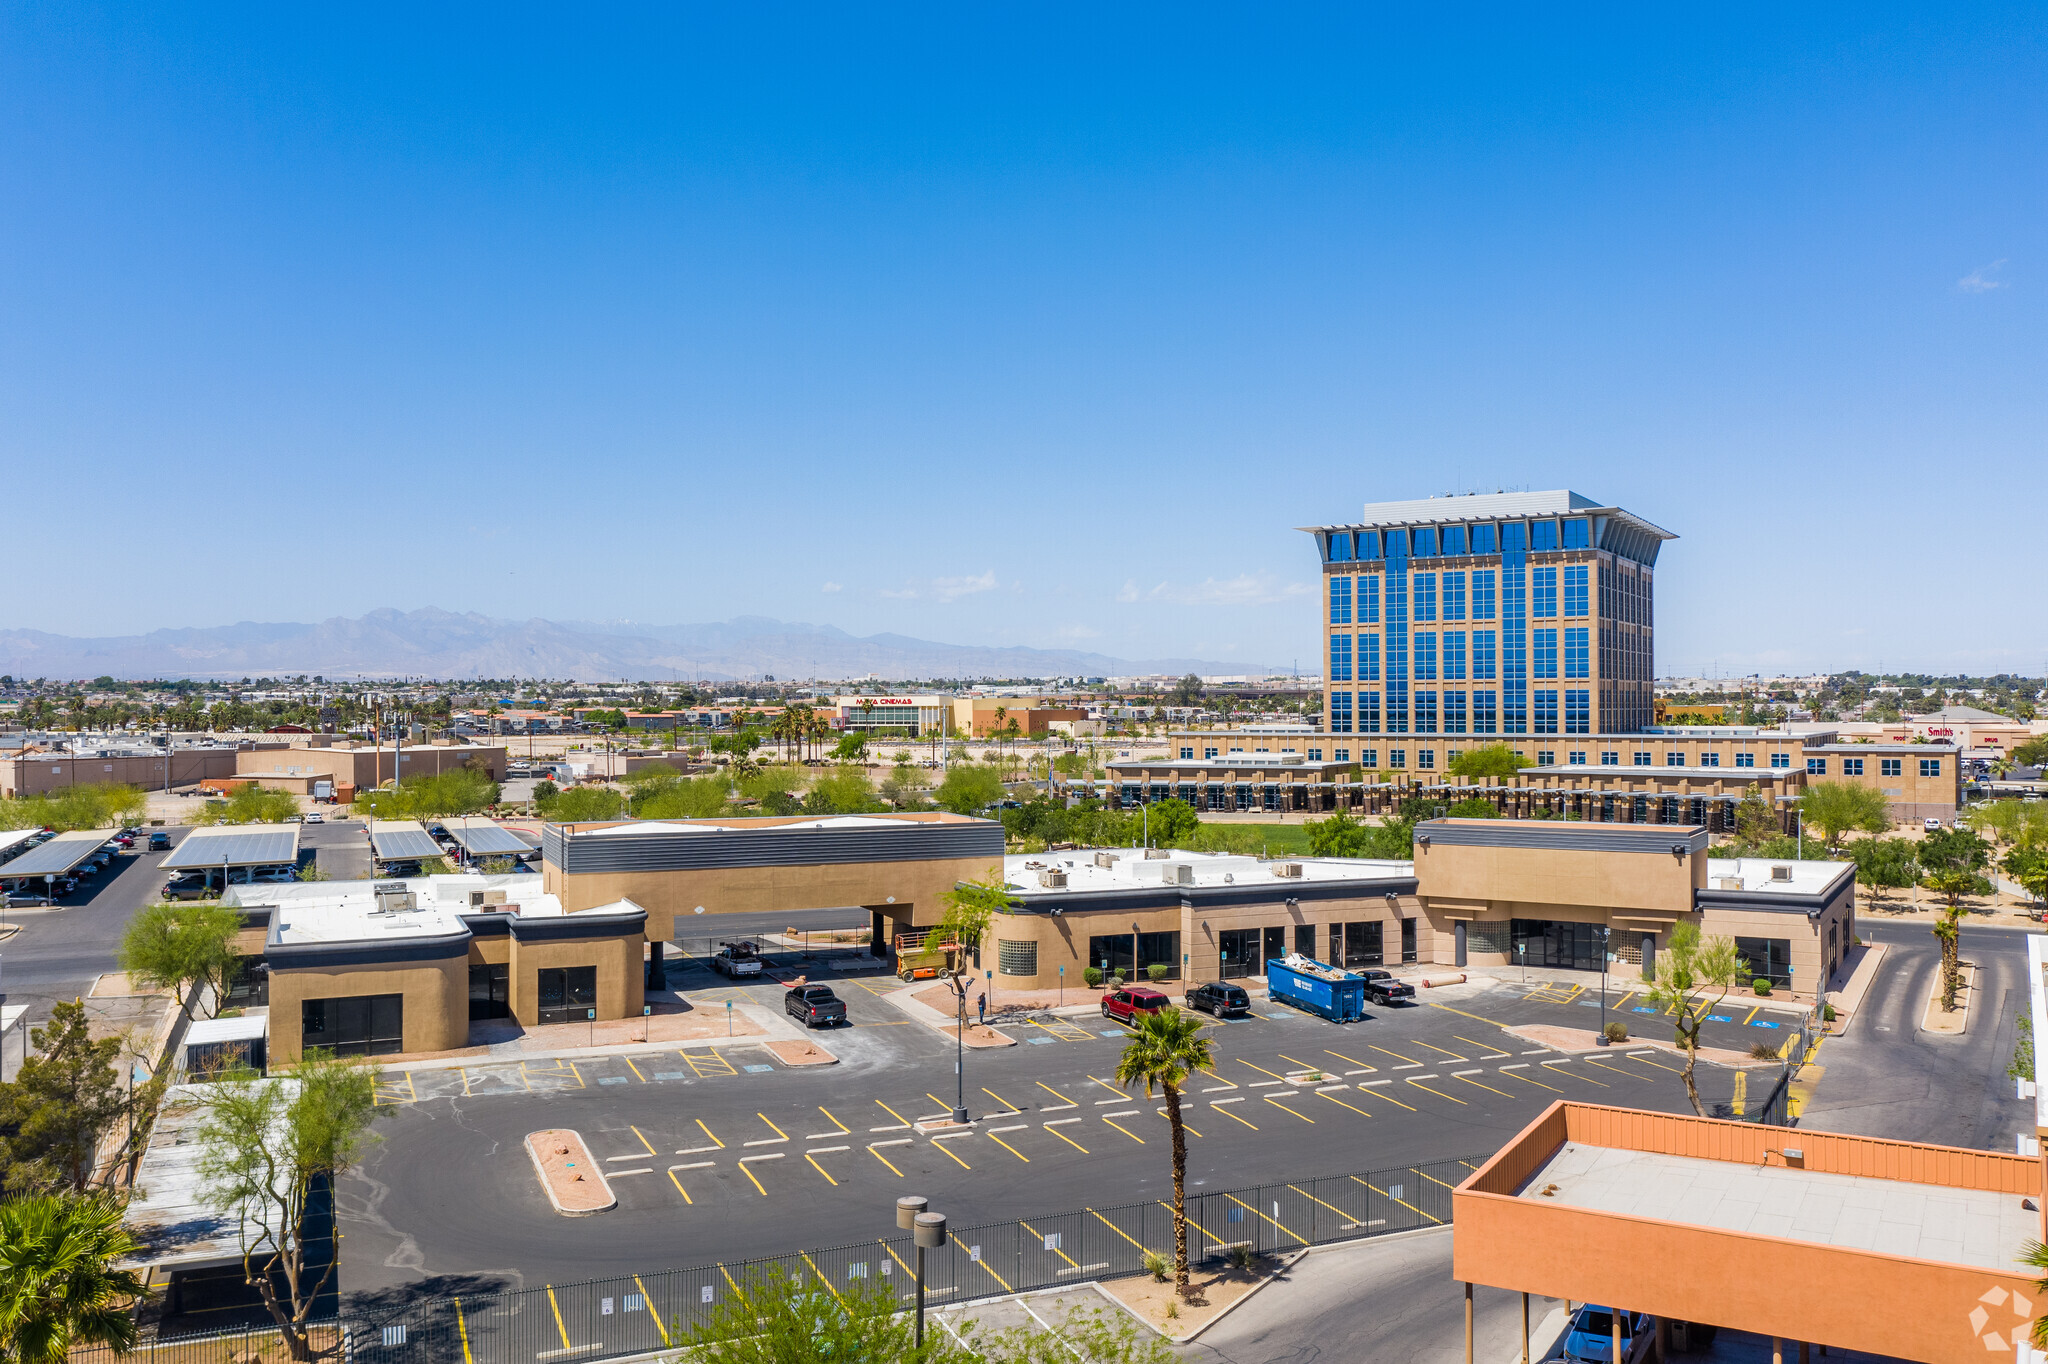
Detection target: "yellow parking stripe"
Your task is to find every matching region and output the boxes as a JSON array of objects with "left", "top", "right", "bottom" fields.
[
  {"left": 1412, "top": 1041, "right": 1467, "bottom": 1061},
  {"left": 1499, "top": 1068, "right": 1566, "bottom": 1094},
  {"left": 983, "top": 1087, "right": 1019, "bottom": 1111},
  {"left": 1037, "top": 1080, "right": 1076, "bottom": 1105},
  {"left": 876, "top": 1099, "right": 913, "bottom": 1125},
  {"left": 1354, "top": 1175, "right": 1442, "bottom": 1225},
  {"left": 1158, "top": 1202, "right": 1230, "bottom": 1248},
  {"left": 1101, "top": 1119, "right": 1146, "bottom": 1144},
  {"left": 878, "top": 1240, "right": 915, "bottom": 1276},
  {"left": 1046, "top": 1126, "right": 1090, "bottom": 1153},
  {"left": 1087, "top": 1075, "right": 1126, "bottom": 1098},
  {"left": 987, "top": 1132, "right": 1031, "bottom": 1162},
  {"left": 923, "top": 1093, "right": 953, "bottom": 1115},
  {"left": 632, "top": 1275, "right": 669, "bottom": 1347},
  {"left": 869, "top": 1146, "right": 905, "bottom": 1177},
  {"left": 627, "top": 1126, "right": 656, "bottom": 1157},
  {"left": 454, "top": 1298, "right": 474, "bottom": 1364},
  {"left": 1547, "top": 1064, "right": 1609, "bottom": 1088},
  {"left": 804, "top": 1153, "right": 839, "bottom": 1185},
  {"left": 1453, "top": 1035, "right": 1507, "bottom": 1054},
  {"left": 1742, "top": 1004, "right": 1763, "bottom": 1025},
  {"left": 1325, "top": 1049, "right": 1376, "bottom": 1070},
  {"left": 695, "top": 1119, "right": 724, "bottom": 1148},
  {"left": 1627, "top": 1052, "right": 1683, "bottom": 1073},
  {"left": 799, "top": 1252, "right": 845, "bottom": 1305},
  {"left": 1369, "top": 1044, "right": 1421, "bottom": 1065},
  {"left": 757, "top": 1113, "right": 789, "bottom": 1140},
  {"left": 972, "top": 1252, "right": 1014, "bottom": 1293},
  {"left": 666, "top": 1168, "right": 693, "bottom": 1205},
  {"left": 1317, "top": 1091, "right": 1375, "bottom": 1119},
  {"left": 738, "top": 1163, "right": 768, "bottom": 1195},
  {"left": 1276, "top": 1053, "right": 1323, "bottom": 1072},
  {"left": 1212, "top": 1105, "right": 1259, "bottom": 1129},
  {"left": 1090, "top": 1208, "right": 1157, "bottom": 1256},
  {"left": 622, "top": 1056, "right": 648, "bottom": 1083},
  {"left": 1584, "top": 1059, "right": 1644, "bottom": 1081},
  {"left": 1262, "top": 1098, "right": 1314, "bottom": 1123},
  {"left": 1019, "top": 1220, "right": 1081, "bottom": 1270},
  {"left": 1451, "top": 1074, "right": 1515, "bottom": 1099},
  {"left": 1224, "top": 1192, "right": 1307, "bottom": 1245},
  {"left": 932, "top": 1138, "right": 972, "bottom": 1168},
  {"left": 816, "top": 1107, "right": 850, "bottom": 1134},
  {"left": 1404, "top": 1078, "right": 1467, "bottom": 1104},
  {"left": 1236, "top": 1058, "right": 1290, "bottom": 1080},
  {"left": 1413, "top": 1168, "right": 1459, "bottom": 1191},
  {"left": 1289, "top": 1183, "right": 1362, "bottom": 1225},
  {"left": 545, "top": 1286, "right": 574, "bottom": 1351}
]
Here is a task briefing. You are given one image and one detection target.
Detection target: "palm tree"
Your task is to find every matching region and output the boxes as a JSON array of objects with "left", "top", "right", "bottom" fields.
[
  {"left": 1113, "top": 1008, "right": 1215, "bottom": 1299},
  {"left": 0, "top": 1192, "right": 150, "bottom": 1364},
  {"left": 2025, "top": 1240, "right": 2048, "bottom": 1350}
]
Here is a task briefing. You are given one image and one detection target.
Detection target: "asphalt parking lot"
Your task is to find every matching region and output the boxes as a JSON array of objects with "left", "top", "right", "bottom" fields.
[{"left": 336, "top": 962, "right": 1763, "bottom": 1306}]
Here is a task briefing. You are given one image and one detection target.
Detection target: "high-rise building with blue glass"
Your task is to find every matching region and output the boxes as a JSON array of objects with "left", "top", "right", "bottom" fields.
[{"left": 1305, "top": 491, "right": 1675, "bottom": 773}]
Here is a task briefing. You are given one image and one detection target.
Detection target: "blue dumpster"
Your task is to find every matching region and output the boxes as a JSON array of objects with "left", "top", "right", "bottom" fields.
[{"left": 1266, "top": 956, "right": 1368, "bottom": 1023}]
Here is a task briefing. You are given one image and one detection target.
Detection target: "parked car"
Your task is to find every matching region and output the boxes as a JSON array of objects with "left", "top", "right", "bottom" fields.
[
  {"left": 252, "top": 866, "right": 297, "bottom": 884},
  {"left": 381, "top": 861, "right": 421, "bottom": 878},
  {"left": 1356, "top": 969, "right": 1416, "bottom": 1006},
  {"left": 1924, "top": 817, "right": 1944, "bottom": 832},
  {"left": 162, "top": 873, "right": 209, "bottom": 900},
  {"left": 1185, "top": 981, "right": 1252, "bottom": 1017},
  {"left": 110, "top": 834, "right": 135, "bottom": 848},
  {"left": 303, "top": 812, "right": 324, "bottom": 824},
  {"left": 147, "top": 832, "right": 171, "bottom": 851},
  {"left": 1558, "top": 1304, "right": 1648, "bottom": 1362},
  {"left": 1101, "top": 985, "right": 1171, "bottom": 1025},
  {"left": 785, "top": 985, "right": 848, "bottom": 1028},
  {"left": 709, "top": 942, "right": 764, "bottom": 977}
]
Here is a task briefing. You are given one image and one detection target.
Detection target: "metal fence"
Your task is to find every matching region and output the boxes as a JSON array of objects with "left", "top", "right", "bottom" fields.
[
  {"left": 1740, "top": 1002, "right": 1823, "bottom": 1127},
  {"left": 97, "top": 1154, "right": 1475, "bottom": 1364},
  {"left": 665, "top": 932, "right": 882, "bottom": 979}
]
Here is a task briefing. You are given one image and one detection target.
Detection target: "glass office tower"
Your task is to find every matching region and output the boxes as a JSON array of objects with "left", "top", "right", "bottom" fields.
[{"left": 1304, "top": 491, "right": 1675, "bottom": 769}]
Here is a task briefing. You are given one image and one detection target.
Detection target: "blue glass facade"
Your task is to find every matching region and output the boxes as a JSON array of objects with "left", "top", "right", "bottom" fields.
[{"left": 1312, "top": 496, "right": 1665, "bottom": 745}]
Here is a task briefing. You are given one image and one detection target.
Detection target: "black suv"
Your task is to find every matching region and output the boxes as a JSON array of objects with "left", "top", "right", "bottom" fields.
[
  {"left": 1185, "top": 981, "right": 1252, "bottom": 1017},
  {"left": 148, "top": 832, "right": 171, "bottom": 851},
  {"left": 785, "top": 985, "right": 848, "bottom": 1028},
  {"left": 1357, "top": 970, "right": 1416, "bottom": 1006}
]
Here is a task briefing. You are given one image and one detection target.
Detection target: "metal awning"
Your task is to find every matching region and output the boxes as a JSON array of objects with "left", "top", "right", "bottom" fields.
[
  {"left": 0, "top": 827, "right": 48, "bottom": 864},
  {"left": 0, "top": 829, "right": 110, "bottom": 877},
  {"left": 161, "top": 825, "right": 301, "bottom": 870},
  {"left": 370, "top": 821, "right": 442, "bottom": 861},
  {"left": 443, "top": 817, "right": 533, "bottom": 857}
]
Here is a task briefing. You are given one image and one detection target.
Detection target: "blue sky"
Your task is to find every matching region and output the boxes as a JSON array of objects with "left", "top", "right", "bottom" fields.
[{"left": 3, "top": 5, "right": 2042, "bottom": 675}]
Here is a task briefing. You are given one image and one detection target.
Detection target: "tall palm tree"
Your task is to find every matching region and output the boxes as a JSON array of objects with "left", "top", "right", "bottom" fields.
[
  {"left": 1113, "top": 1007, "right": 1215, "bottom": 1299},
  {"left": 0, "top": 1192, "right": 150, "bottom": 1364}
]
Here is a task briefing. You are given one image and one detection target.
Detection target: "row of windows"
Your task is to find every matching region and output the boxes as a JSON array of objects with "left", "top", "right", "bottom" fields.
[
  {"left": 1323, "top": 517, "right": 1595, "bottom": 563},
  {"left": 1325, "top": 689, "right": 1592, "bottom": 735},
  {"left": 1331, "top": 627, "right": 1591, "bottom": 682},
  {"left": 1331, "top": 568, "right": 1607, "bottom": 625},
  {"left": 1806, "top": 756, "right": 1941, "bottom": 777}
]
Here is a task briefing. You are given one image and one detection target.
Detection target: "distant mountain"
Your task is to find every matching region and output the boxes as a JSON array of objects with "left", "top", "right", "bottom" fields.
[{"left": 0, "top": 608, "right": 1282, "bottom": 682}]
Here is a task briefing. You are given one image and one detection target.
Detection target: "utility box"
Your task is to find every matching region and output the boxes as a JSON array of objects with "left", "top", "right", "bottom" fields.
[{"left": 1266, "top": 954, "right": 1367, "bottom": 1023}]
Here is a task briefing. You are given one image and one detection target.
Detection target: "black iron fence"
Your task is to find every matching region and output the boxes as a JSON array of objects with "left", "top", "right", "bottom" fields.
[{"left": 95, "top": 1154, "right": 1475, "bottom": 1364}]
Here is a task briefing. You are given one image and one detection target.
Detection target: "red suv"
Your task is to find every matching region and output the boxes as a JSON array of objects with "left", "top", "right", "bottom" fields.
[{"left": 1101, "top": 986, "right": 1171, "bottom": 1025}]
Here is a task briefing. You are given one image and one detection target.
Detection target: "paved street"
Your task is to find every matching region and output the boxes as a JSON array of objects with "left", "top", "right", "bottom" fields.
[
  {"left": 335, "top": 963, "right": 1750, "bottom": 1309},
  {"left": 1798, "top": 920, "right": 2035, "bottom": 1152}
]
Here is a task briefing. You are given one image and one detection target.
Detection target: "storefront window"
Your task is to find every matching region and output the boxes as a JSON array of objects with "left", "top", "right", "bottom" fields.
[{"left": 1734, "top": 937, "right": 1792, "bottom": 989}]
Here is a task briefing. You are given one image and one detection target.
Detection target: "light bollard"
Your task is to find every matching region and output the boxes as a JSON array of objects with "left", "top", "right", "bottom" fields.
[{"left": 896, "top": 1195, "right": 948, "bottom": 1349}]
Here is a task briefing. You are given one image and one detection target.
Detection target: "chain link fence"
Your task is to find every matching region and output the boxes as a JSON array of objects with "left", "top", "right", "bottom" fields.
[{"left": 91, "top": 1154, "right": 1475, "bottom": 1364}]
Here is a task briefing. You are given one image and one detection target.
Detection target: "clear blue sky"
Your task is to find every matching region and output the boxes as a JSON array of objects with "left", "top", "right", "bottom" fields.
[{"left": 4, "top": 6, "right": 2042, "bottom": 676}]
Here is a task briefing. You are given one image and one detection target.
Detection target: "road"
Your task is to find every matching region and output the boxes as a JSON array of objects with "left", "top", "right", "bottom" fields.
[
  {"left": 334, "top": 964, "right": 1751, "bottom": 1309},
  {"left": 1797, "top": 920, "right": 2037, "bottom": 1152}
]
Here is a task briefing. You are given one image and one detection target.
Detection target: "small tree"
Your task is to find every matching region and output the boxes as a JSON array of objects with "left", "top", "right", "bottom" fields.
[
  {"left": 0, "top": 1003, "right": 127, "bottom": 1193},
  {"left": 1797, "top": 781, "right": 1892, "bottom": 851},
  {"left": 1304, "top": 809, "right": 1371, "bottom": 857},
  {"left": 934, "top": 765, "right": 1004, "bottom": 814},
  {"left": 685, "top": 1264, "right": 940, "bottom": 1362},
  {"left": 1113, "top": 1009, "right": 1215, "bottom": 1300},
  {"left": 118, "top": 900, "right": 243, "bottom": 1021},
  {"left": 194, "top": 1055, "right": 384, "bottom": 1362},
  {"left": 1729, "top": 788, "right": 1779, "bottom": 851},
  {"left": 934, "top": 869, "right": 1019, "bottom": 975},
  {"left": 2004, "top": 847, "right": 2048, "bottom": 912},
  {"left": 1643, "top": 922, "right": 1743, "bottom": 1116},
  {"left": 1924, "top": 871, "right": 1976, "bottom": 1011},
  {"left": 1446, "top": 743, "right": 1531, "bottom": 781},
  {"left": 0, "top": 1191, "right": 151, "bottom": 1364}
]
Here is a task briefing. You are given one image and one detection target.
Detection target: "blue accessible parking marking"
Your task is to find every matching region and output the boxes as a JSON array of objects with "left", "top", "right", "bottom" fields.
[
  {"left": 653, "top": 1071, "right": 688, "bottom": 1080},
  {"left": 1752, "top": 1021, "right": 1779, "bottom": 1030},
  {"left": 1706, "top": 1016, "right": 1733, "bottom": 1023},
  {"left": 1631, "top": 1007, "right": 1658, "bottom": 1014},
  {"left": 1026, "top": 1037, "right": 1056, "bottom": 1045},
  {"left": 1100, "top": 1030, "right": 1125, "bottom": 1037},
  {"left": 743, "top": 1064, "right": 775, "bottom": 1072},
  {"left": 597, "top": 1077, "right": 630, "bottom": 1086}
]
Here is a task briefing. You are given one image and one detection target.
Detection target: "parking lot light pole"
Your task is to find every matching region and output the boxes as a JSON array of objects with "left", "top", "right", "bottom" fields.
[{"left": 1597, "top": 925, "right": 1611, "bottom": 1044}]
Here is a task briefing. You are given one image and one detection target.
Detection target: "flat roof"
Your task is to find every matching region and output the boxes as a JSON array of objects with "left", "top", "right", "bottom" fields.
[
  {"left": 369, "top": 820, "right": 442, "bottom": 860},
  {"left": 161, "top": 824, "right": 301, "bottom": 870},
  {"left": 443, "top": 817, "right": 534, "bottom": 856},
  {"left": 1004, "top": 848, "right": 1412, "bottom": 898},
  {"left": 1520, "top": 1140, "right": 2032, "bottom": 1275},
  {"left": 581, "top": 814, "right": 934, "bottom": 836},
  {"left": 2, "top": 829, "right": 115, "bottom": 877},
  {"left": 1108, "top": 757, "right": 1329, "bottom": 772},
  {"left": 1523, "top": 764, "right": 1791, "bottom": 780},
  {"left": 1704, "top": 856, "right": 1853, "bottom": 896},
  {"left": 0, "top": 827, "right": 47, "bottom": 861},
  {"left": 126, "top": 1082, "right": 296, "bottom": 1271}
]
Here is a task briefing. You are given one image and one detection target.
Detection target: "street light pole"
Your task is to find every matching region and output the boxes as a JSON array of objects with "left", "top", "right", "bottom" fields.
[{"left": 1597, "top": 925, "right": 1611, "bottom": 1044}]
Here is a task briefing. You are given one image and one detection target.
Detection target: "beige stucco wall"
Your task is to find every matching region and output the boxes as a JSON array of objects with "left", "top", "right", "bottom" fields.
[
  {"left": 268, "top": 954, "right": 468, "bottom": 1061},
  {"left": 506, "top": 931, "right": 645, "bottom": 1027},
  {"left": 546, "top": 854, "right": 998, "bottom": 937},
  {"left": 1414, "top": 837, "right": 1705, "bottom": 916}
]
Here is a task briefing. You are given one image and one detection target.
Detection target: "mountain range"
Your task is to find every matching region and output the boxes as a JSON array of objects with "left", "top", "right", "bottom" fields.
[{"left": 0, "top": 609, "right": 1284, "bottom": 682}]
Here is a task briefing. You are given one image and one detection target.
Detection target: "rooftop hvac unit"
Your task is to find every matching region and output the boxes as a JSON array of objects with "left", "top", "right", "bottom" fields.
[
  {"left": 1273, "top": 862, "right": 1303, "bottom": 878},
  {"left": 1164, "top": 863, "right": 1194, "bottom": 886},
  {"left": 1770, "top": 865, "right": 1794, "bottom": 883},
  {"left": 1038, "top": 869, "right": 1067, "bottom": 889},
  {"left": 1094, "top": 851, "right": 1118, "bottom": 868},
  {"left": 1143, "top": 847, "right": 1170, "bottom": 860},
  {"left": 1715, "top": 876, "right": 1745, "bottom": 890}
]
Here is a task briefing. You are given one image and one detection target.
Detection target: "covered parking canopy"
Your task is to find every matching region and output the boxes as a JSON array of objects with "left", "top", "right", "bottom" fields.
[
  {"left": 442, "top": 817, "right": 534, "bottom": 859},
  {"left": 0, "top": 828, "right": 43, "bottom": 866},
  {"left": 1, "top": 829, "right": 113, "bottom": 879},
  {"left": 369, "top": 820, "right": 442, "bottom": 861},
  {"left": 161, "top": 824, "right": 301, "bottom": 873}
]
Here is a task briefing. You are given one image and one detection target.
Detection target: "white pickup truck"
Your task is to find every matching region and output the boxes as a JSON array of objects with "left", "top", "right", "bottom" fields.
[{"left": 709, "top": 942, "right": 764, "bottom": 977}]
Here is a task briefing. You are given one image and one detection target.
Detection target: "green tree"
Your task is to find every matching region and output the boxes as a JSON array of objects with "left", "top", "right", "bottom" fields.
[
  {"left": 830, "top": 732, "right": 868, "bottom": 761},
  {"left": 1444, "top": 796, "right": 1499, "bottom": 819},
  {"left": 1171, "top": 674, "right": 1204, "bottom": 707},
  {"left": 1923, "top": 860, "right": 1981, "bottom": 1012},
  {"left": 2012, "top": 735, "right": 2048, "bottom": 769},
  {"left": 1446, "top": 744, "right": 1531, "bottom": 781},
  {"left": 807, "top": 765, "right": 883, "bottom": 815},
  {"left": 933, "top": 868, "right": 1019, "bottom": 964},
  {"left": 1112, "top": 1008, "right": 1215, "bottom": 1300},
  {"left": 684, "top": 1264, "right": 944, "bottom": 1362},
  {"left": 1140, "top": 798, "right": 1201, "bottom": 848},
  {"left": 1304, "top": 809, "right": 1371, "bottom": 857},
  {"left": 1728, "top": 788, "right": 1779, "bottom": 852},
  {"left": 879, "top": 764, "right": 931, "bottom": 810},
  {"left": 192, "top": 784, "right": 301, "bottom": 826},
  {"left": 1797, "top": 781, "right": 1893, "bottom": 851},
  {"left": 0, "top": 1191, "right": 150, "bottom": 1364},
  {"left": 118, "top": 901, "right": 243, "bottom": 1021},
  {"left": 2004, "top": 847, "right": 2048, "bottom": 910},
  {"left": 1643, "top": 922, "right": 1743, "bottom": 1116},
  {"left": 0, "top": 1004, "right": 125, "bottom": 1194},
  {"left": 538, "top": 785, "right": 627, "bottom": 822},
  {"left": 193, "top": 1055, "right": 384, "bottom": 1361},
  {"left": 1841, "top": 837, "right": 1919, "bottom": 901},
  {"left": 934, "top": 765, "right": 1005, "bottom": 814}
]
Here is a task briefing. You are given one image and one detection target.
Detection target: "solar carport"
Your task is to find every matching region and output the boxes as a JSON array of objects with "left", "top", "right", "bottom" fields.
[
  {"left": 369, "top": 820, "right": 441, "bottom": 865},
  {"left": 161, "top": 825, "right": 303, "bottom": 889},
  {"left": 0, "top": 830, "right": 111, "bottom": 885},
  {"left": 441, "top": 817, "right": 535, "bottom": 862},
  {"left": 0, "top": 828, "right": 43, "bottom": 867}
]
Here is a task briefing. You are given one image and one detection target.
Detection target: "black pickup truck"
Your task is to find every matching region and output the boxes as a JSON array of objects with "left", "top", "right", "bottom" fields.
[
  {"left": 785, "top": 985, "right": 848, "bottom": 1028},
  {"left": 1357, "top": 969, "right": 1417, "bottom": 1006}
]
